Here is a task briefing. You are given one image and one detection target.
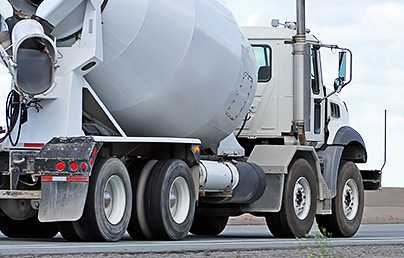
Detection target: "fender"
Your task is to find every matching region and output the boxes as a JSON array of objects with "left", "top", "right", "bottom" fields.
[
  {"left": 319, "top": 126, "right": 368, "bottom": 198},
  {"left": 332, "top": 126, "right": 367, "bottom": 163}
]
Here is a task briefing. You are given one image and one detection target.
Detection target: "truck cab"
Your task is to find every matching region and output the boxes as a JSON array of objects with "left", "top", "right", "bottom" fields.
[
  {"left": 215, "top": 25, "right": 382, "bottom": 238},
  {"left": 240, "top": 26, "right": 350, "bottom": 149}
]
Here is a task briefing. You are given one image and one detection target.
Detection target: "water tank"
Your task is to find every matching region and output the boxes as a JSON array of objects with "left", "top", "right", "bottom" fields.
[{"left": 63, "top": 0, "right": 257, "bottom": 150}]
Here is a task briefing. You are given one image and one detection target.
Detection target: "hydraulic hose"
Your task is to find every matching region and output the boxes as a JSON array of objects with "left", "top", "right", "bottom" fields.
[{"left": 0, "top": 90, "right": 22, "bottom": 146}]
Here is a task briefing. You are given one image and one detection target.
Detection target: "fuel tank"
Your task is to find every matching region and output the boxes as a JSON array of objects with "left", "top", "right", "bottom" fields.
[{"left": 49, "top": 0, "right": 258, "bottom": 151}]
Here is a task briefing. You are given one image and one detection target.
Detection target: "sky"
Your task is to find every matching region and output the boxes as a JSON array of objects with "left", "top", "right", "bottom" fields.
[{"left": 222, "top": 0, "right": 404, "bottom": 187}]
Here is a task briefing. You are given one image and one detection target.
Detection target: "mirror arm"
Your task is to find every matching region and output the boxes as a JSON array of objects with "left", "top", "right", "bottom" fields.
[{"left": 317, "top": 44, "right": 353, "bottom": 102}]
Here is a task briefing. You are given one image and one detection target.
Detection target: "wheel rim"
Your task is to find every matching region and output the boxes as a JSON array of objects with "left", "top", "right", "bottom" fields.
[
  {"left": 293, "top": 177, "right": 311, "bottom": 220},
  {"left": 343, "top": 179, "right": 359, "bottom": 220},
  {"left": 103, "top": 175, "right": 126, "bottom": 225},
  {"left": 169, "top": 177, "right": 190, "bottom": 224}
]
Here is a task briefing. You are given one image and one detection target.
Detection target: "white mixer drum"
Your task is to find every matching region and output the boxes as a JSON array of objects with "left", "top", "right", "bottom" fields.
[{"left": 81, "top": 0, "right": 258, "bottom": 151}]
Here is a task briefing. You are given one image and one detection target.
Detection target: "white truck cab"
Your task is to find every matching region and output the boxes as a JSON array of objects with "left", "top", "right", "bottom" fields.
[{"left": 240, "top": 26, "right": 350, "bottom": 148}]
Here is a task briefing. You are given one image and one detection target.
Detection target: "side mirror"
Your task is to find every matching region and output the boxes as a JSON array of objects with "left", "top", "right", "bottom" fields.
[
  {"left": 338, "top": 51, "right": 347, "bottom": 81},
  {"left": 333, "top": 51, "right": 348, "bottom": 93},
  {"left": 258, "top": 66, "right": 271, "bottom": 82},
  {"left": 334, "top": 78, "right": 344, "bottom": 93},
  {"left": 320, "top": 44, "right": 353, "bottom": 100}
]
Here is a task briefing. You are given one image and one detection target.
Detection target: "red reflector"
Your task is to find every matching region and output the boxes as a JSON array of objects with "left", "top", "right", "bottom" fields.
[
  {"left": 91, "top": 148, "right": 97, "bottom": 158},
  {"left": 41, "top": 175, "right": 53, "bottom": 182},
  {"left": 80, "top": 162, "right": 88, "bottom": 171},
  {"left": 67, "top": 176, "right": 89, "bottom": 182},
  {"left": 89, "top": 158, "right": 95, "bottom": 166},
  {"left": 41, "top": 176, "right": 89, "bottom": 183},
  {"left": 55, "top": 161, "right": 66, "bottom": 171},
  {"left": 70, "top": 161, "right": 79, "bottom": 172},
  {"left": 24, "top": 143, "right": 45, "bottom": 149}
]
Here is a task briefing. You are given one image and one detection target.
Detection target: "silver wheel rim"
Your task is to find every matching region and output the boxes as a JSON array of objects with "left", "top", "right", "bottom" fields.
[
  {"left": 343, "top": 179, "right": 359, "bottom": 221},
  {"left": 293, "top": 177, "right": 311, "bottom": 220},
  {"left": 169, "top": 177, "right": 190, "bottom": 224},
  {"left": 103, "top": 175, "right": 126, "bottom": 225}
]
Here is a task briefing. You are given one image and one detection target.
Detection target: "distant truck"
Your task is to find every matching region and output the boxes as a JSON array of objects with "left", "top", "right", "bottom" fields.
[{"left": 0, "top": 0, "right": 381, "bottom": 241}]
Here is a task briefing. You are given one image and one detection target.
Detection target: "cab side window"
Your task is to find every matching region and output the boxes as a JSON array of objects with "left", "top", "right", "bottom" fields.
[
  {"left": 311, "top": 47, "right": 320, "bottom": 94},
  {"left": 253, "top": 45, "right": 272, "bottom": 83}
]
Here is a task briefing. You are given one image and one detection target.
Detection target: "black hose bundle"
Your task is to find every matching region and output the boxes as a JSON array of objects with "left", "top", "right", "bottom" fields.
[{"left": 0, "top": 90, "right": 22, "bottom": 146}]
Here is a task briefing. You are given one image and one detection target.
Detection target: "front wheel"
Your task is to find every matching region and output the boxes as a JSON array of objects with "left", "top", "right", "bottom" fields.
[
  {"left": 316, "top": 161, "right": 364, "bottom": 237},
  {"left": 265, "top": 158, "right": 317, "bottom": 238}
]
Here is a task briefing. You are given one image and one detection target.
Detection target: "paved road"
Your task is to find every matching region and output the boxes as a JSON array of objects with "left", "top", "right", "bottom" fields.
[{"left": 0, "top": 224, "right": 403, "bottom": 256}]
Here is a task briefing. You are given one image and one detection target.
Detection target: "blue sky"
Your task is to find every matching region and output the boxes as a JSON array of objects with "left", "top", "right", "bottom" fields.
[{"left": 222, "top": 0, "right": 404, "bottom": 187}]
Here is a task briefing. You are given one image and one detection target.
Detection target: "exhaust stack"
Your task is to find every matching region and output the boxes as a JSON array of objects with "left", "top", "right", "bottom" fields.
[{"left": 292, "top": 0, "right": 308, "bottom": 144}]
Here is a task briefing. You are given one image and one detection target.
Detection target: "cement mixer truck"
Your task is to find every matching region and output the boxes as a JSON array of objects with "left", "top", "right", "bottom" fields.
[{"left": 0, "top": 0, "right": 381, "bottom": 242}]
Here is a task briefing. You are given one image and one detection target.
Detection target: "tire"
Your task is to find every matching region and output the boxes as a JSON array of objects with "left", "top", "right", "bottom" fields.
[
  {"left": 0, "top": 213, "right": 58, "bottom": 239},
  {"left": 316, "top": 161, "right": 364, "bottom": 238},
  {"left": 73, "top": 158, "right": 132, "bottom": 241},
  {"left": 190, "top": 213, "right": 228, "bottom": 236},
  {"left": 265, "top": 158, "right": 317, "bottom": 238},
  {"left": 127, "top": 160, "right": 150, "bottom": 240},
  {"left": 58, "top": 222, "right": 82, "bottom": 241},
  {"left": 145, "top": 160, "right": 196, "bottom": 240}
]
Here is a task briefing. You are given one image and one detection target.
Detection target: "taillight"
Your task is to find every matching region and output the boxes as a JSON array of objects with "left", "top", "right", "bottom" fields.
[
  {"left": 70, "top": 161, "right": 79, "bottom": 172},
  {"left": 55, "top": 161, "right": 66, "bottom": 172},
  {"left": 80, "top": 162, "right": 88, "bottom": 172}
]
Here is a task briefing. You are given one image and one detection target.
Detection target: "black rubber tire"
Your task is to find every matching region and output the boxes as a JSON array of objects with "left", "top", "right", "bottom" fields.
[
  {"left": 58, "top": 222, "right": 82, "bottom": 241},
  {"left": 190, "top": 213, "right": 228, "bottom": 236},
  {"left": 316, "top": 161, "right": 364, "bottom": 238},
  {"left": 0, "top": 213, "right": 58, "bottom": 239},
  {"left": 73, "top": 158, "right": 132, "bottom": 242},
  {"left": 145, "top": 160, "right": 196, "bottom": 240},
  {"left": 127, "top": 160, "right": 149, "bottom": 240},
  {"left": 265, "top": 158, "right": 317, "bottom": 238}
]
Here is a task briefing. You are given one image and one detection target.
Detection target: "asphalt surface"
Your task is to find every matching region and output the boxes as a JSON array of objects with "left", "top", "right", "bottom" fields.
[{"left": 0, "top": 224, "right": 403, "bottom": 256}]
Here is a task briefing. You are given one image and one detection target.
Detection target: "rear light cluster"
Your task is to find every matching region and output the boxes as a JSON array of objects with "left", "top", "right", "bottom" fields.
[
  {"left": 55, "top": 161, "right": 89, "bottom": 172},
  {"left": 53, "top": 148, "right": 96, "bottom": 173}
]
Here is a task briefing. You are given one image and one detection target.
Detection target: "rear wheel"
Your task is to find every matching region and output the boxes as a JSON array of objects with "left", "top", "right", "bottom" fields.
[
  {"left": 73, "top": 158, "right": 132, "bottom": 241},
  {"left": 190, "top": 213, "right": 228, "bottom": 236},
  {"left": 145, "top": 160, "right": 196, "bottom": 240},
  {"left": 127, "top": 160, "right": 155, "bottom": 240},
  {"left": 0, "top": 213, "right": 58, "bottom": 239},
  {"left": 316, "top": 161, "right": 364, "bottom": 237},
  {"left": 265, "top": 158, "right": 317, "bottom": 238}
]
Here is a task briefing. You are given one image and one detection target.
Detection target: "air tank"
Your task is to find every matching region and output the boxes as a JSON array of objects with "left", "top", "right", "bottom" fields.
[{"left": 60, "top": 0, "right": 258, "bottom": 151}]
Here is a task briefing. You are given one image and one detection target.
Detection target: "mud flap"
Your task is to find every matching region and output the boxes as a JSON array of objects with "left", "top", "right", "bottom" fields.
[
  {"left": 39, "top": 181, "right": 89, "bottom": 222},
  {"left": 35, "top": 137, "right": 101, "bottom": 222}
]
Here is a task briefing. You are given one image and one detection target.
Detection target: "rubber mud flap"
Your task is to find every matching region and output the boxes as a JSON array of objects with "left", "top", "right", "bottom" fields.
[{"left": 38, "top": 181, "right": 89, "bottom": 222}]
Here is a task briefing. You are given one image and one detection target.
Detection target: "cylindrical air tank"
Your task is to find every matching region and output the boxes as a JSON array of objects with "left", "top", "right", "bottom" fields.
[{"left": 61, "top": 0, "right": 258, "bottom": 151}]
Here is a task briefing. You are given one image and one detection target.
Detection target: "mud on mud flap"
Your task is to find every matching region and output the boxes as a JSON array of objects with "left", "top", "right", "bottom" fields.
[{"left": 35, "top": 137, "right": 101, "bottom": 222}]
